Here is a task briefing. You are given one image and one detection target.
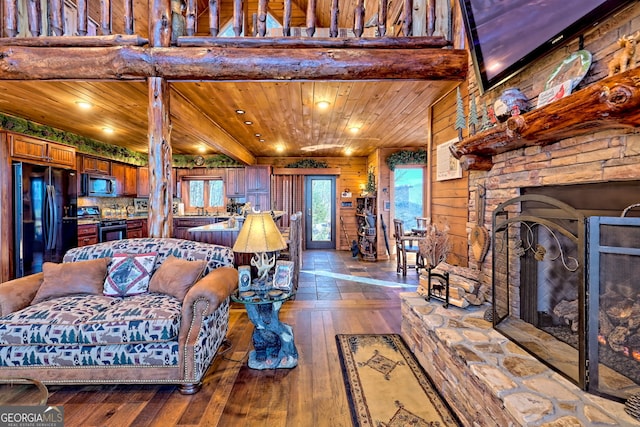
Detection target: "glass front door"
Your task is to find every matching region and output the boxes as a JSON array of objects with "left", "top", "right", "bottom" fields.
[{"left": 304, "top": 176, "right": 336, "bottom": 249}]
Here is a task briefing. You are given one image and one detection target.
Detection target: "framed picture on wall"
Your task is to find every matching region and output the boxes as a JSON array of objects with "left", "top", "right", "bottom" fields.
[
  {"left": 436, "top": 138, "right": 462, "bottom": 181},
  {"left": 272, "top": 261, "right": 294, "bottom": 292}
]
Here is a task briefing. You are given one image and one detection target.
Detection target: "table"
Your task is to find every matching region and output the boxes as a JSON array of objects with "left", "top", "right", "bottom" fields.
[
  {"left": 411, "top": 227, "right": 428, "bottom": 236},
  {"left": 231, "top": 289, "right": 298, "bottom": 370},
  {"left": 0, "top": 378, "right": 48, "bottom": 405}
]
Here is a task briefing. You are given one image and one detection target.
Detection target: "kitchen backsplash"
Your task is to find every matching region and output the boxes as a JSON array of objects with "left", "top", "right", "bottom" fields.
[{"left": 78, "top": 197, "right": 181, "bottom": 217}]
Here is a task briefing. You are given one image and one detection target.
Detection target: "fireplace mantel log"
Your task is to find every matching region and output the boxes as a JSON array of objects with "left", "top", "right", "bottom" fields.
[{"left": 451, "top": 67, "right": 640, "bottom": 167}]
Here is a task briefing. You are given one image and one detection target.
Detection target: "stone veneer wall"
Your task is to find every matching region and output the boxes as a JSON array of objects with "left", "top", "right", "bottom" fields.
[{"left": 401, "top": 292, "right": 640, "bottom": 426}]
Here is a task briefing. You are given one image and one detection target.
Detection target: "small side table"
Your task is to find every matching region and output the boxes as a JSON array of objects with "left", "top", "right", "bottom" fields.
[{"left": 231, "top": 289, "right": 298, "bottom": 369}]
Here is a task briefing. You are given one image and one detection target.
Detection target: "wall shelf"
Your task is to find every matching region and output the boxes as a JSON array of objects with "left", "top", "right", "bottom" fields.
[{"left": 451, "top": 68, "right": 640, "bottom": 171}]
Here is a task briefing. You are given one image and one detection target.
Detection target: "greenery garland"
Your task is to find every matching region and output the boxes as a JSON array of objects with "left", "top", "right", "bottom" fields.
[
  {"left": 0, "top": 113, "right": 240, "bottom": 168},
  {"left": 172, "top": 154, "right": 241, "bottom": 168},
  {"left": 385, "top": 149, "right": 427, "bottom": 171},
  {"left": 284, "top": 159, "right": 329, "bottom": 168},
  {"left": 0, "top": 113, "right": 148, "bottom": 166}
]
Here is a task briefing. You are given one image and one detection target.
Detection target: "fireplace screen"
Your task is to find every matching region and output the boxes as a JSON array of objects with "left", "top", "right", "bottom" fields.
[{"left": 492, "top": 195, "right": 640, "bottom": 401}]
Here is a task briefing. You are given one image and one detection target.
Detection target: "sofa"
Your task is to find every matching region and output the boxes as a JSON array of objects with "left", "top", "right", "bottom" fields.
[{"left": 0, "top": 238, "right": 238, "bottom": 394}]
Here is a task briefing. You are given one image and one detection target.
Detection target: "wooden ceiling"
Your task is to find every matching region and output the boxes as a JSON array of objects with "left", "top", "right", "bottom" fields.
[{"left": 0, "top": 0, "right": 462, "bottom": 162}]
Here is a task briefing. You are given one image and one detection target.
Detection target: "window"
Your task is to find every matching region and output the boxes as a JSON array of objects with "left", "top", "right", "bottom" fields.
[
  {"left": 182, "top": 178, "right": 224, "bottom": 213},
  {"left": 393, "top": 167, "right": 424, "bottom": 225}
]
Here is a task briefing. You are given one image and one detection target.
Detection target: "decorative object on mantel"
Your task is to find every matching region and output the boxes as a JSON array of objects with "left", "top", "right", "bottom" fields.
[
  {"left": 493, "top": 88, "right": 530, "bottom": 123},
  {"left": 608, "top": 31, "right": 639, "bottom": 77},
  {"left": 284, "top": 159, "right": 329, "bottom": 168},
  {"left": 468, "top": 96, "right": 478, "bottom": 135},
  {"left": 537, "top": 80, "right": 573, "bottom": 108},
  {"left": 385, "top": 149, "right": 427, "bottom": 171},
  {"left": 455, "top": 87, "right": 466, "bottom": 141},
  {"left": 479, "top": 101, "right": 491, "bottom": 130},
  {"left": 545, "top": 50, "right": 592, "bottom": 90}
]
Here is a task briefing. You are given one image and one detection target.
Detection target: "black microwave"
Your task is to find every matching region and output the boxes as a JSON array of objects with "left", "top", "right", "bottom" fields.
[{"left": 81, "top": 173, "right": 117, "bottom": 197}]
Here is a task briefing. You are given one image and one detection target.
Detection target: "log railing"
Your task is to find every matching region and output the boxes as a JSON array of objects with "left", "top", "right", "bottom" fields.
[{"left": 2, "top": 0, "right": 453, "bottom": 46}]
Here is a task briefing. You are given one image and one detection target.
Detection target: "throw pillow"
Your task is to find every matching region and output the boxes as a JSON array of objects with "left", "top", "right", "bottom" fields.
[
  {"left": 103, "top": 252, "right": 157, "bottom": 297},
  {"left": 148, "top": 255, "right": 207, "bottom": 300},
  {"left": 32, "top": 258, "right": 110, "bottom": 304}
]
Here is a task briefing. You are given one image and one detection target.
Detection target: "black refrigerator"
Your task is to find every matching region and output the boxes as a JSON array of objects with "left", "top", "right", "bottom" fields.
[{"left": 13, "top": 162, "right": 78, "bottom": 278}]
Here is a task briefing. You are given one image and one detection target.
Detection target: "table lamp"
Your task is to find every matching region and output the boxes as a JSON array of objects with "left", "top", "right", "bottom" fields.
[{"left": 233, "top": 212, "right": 287, "bottom": 288}]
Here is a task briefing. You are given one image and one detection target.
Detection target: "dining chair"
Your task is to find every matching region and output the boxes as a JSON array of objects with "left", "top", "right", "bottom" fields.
[
  {"left": 393, "top": 219, "right": 422, "bottom": 276},
  {"left": 415, "top": 217, "right": 431, "bottom": 229}
]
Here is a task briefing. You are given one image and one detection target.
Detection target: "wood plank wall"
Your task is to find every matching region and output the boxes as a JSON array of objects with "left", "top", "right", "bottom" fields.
[
  {"left": 257, "top": 156, "right": 367, "bottom": 251},
  {"left": 430, "top": 85, "right": 469, "bottom": 267}
]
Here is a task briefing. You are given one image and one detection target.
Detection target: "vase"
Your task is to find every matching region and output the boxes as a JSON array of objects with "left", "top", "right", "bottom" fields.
[{"left": 494, "top": 88, "right": 530, "bottom": 123}]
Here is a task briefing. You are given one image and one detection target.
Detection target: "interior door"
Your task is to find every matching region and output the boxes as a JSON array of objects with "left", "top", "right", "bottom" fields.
[{"left": 304, "top": 176, "right": 336, "bottom": 249}]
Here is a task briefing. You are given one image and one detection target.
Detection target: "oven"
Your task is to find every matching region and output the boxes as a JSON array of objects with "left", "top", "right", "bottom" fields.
[{"left": 99, "top": 219, "right": 127, "bottom": 242}]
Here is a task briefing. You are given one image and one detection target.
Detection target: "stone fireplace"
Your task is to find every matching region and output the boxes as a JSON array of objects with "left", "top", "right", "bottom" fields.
[
  {"left": 471, "top": 128, "right": 640, "bottom": 397},
  {"left": 490, "top": 185, "right": 640, "bottom": 401}
]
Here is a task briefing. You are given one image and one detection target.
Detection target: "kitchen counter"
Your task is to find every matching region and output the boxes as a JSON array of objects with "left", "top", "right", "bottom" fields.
[{"left": 187, "top": 220, "right": 242, "bottom": 233}]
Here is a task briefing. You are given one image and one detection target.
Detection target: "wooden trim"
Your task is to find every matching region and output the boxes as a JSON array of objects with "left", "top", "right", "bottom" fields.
[{"left": 273, "top": 167, "right": 341, "bottom": 175}]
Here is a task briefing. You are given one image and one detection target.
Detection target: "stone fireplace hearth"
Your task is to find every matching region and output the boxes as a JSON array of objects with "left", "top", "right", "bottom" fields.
[{"left": 400, "top": 293, "right": 640, "bottom": 426}]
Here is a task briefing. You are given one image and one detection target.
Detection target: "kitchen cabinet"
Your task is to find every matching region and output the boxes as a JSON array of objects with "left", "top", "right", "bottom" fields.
[
  {"left": 245, "top": 165, "right": 270, "bottom": 192},
  {"left": 245, "top": 165, "right": 271, "bottom": 211},
  {"left": 77, "top": 224, "right": 98, "bottom": 247},
  {"left": 112, "top": 162, "right": 137, "bottom": 196},
  {"left": 173, "top": 217, "right": 218, "bottom": 240},
  {"left": 10, "top": 133, "right": 76, "bottom": 168},
  {"left": 137, "top": 166, "right": 149, "bottom": 197},
  {"left": 81, "top": 156, "right": 111, "bottom": 175},
  {"left": 126, "top": 218, "right": 147, "bottom": 239},
  {"left": 225, "top": 167, "right": 245, "bottom": 198}
]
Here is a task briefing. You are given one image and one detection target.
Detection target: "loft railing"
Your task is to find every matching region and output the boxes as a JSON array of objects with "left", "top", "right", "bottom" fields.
[{"left": 1, "top": 0, "right": 453, "bottom": 45}]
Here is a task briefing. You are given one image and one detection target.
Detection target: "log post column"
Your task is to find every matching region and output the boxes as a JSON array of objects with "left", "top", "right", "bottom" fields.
[
  {"left": 147, "top": 0, "right": 173, "bottom": 238},
  {"left": 148, "top": 77, "right": 173, "bottom": 238}
]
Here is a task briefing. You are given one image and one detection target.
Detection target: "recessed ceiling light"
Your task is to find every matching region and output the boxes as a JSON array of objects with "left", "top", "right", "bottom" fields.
[
  {"left": 198, "top": 146, "right": 206, "bottom": 153},
  {"left": 236, "top": 109, "right": 245, "bottom": 114},
  {"left": 76, "top": 101, "right": 93, "bottom": 109},
  {"left": 349, "top": 126, "right": 360, "bottom": 134},
  {"left": 259, "top": 139, "right": 265, "bottom": 142},
  {"left": 345, "top": 148, "right": 353, "bottom": 155},
  {"left": 255, "top": 133, "right": 261, "bottom": 137},
  {"left": 316, "top": 101, "right": 330, "bottom": 109},
  {"left": 244, "top": 121, "right": 253, "bottom": 125},
  {"left": 102, "top": 127, "right": 114, "bottom": 134},
  {"left": 276, "top": 145, "right": 284, "bottom": 153}
]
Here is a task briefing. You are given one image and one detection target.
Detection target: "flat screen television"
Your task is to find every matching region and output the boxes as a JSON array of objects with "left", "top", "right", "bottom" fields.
[{"left": 459, "top": 0, "right": 634, "bottom": 93}]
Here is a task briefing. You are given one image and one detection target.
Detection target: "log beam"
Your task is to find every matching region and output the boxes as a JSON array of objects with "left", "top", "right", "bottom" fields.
[
  {"left": 171, "top": 88, "right": 257, "bottom": 165},
  {"left": 148, "top": 77, "right": 173, "bottom": 238},
  {"left": 0, "top": 45, "right": 468, "bottom": 81},
  {"left": 451, "top": 68, "right": 640, "bottom": 160}
]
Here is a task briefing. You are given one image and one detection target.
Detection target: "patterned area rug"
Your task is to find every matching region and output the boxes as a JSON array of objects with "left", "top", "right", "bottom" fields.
[{"left": 336, "top": 334, "right": 459, "bottom": 426}]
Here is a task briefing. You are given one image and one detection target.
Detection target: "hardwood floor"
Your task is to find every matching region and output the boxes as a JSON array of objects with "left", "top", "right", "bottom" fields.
[{"left": 44, "top": 250, "right": 421, "bottom": 426}]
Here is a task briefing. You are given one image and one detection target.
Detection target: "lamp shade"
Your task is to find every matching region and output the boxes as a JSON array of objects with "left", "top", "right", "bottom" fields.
[{"left": 233, "top": 212, "right": 287, "bottom": 253}]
